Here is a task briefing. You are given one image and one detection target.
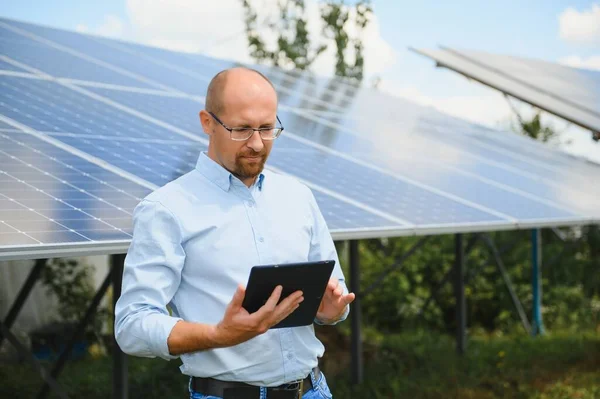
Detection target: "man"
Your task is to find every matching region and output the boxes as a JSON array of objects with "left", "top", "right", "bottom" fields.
[{"left": 115, "top": 67, "right": 355, "bottom": 399}]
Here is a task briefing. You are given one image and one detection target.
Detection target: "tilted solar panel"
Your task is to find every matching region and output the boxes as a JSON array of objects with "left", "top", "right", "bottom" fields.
[
  {"left": 413, "top": 47, "right": 600, "bottom": 135},
  {"left": 1, "top": 17, "right": 599, "bottom": 260}
]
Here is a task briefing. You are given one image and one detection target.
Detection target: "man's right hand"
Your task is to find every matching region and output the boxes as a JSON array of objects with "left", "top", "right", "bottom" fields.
[{"left": 212, "top": 284, "right": 304, "bottom": 347}]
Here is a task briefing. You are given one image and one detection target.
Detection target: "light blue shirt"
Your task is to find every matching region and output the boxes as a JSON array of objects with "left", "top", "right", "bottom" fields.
[{"left": 114, "top": 152, "right": 349, "bottom": 387}]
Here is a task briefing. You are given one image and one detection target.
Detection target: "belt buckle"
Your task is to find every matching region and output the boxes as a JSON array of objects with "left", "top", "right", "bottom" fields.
[{"left": 297, "top": 379, "right": 303, "bottom": 399}]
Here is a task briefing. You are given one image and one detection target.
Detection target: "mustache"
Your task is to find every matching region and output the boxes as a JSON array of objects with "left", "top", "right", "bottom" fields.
[{"left": 238, "top": 150, "right": 266, "bottom": 158}]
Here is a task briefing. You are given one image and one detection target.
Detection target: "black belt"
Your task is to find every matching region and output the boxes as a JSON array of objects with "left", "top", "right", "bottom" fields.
[{"left": 191, "top": 367, "right": 320, "bottom": 399}]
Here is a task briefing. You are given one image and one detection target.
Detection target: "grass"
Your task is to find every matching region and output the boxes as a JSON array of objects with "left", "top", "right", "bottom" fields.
[
  {"left": 0, "top": 330, "right": 598, "bottom": 398},
  {"left": 329, "top": 330, "right": 600, "bottom": 398}
]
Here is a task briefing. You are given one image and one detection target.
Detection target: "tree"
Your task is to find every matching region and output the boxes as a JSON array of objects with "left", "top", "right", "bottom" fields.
[
  {"left": 505, "top": 97, "right": 572, "bottom": 145},
  {"left": 320, "top": 1, "right": 371, "bottom": 81},
  {"left": 240, "top": 0, "right": 372, "bottom": 81},
  {"left": 517, "top": 111, "right": 556, "bottom": 143}
]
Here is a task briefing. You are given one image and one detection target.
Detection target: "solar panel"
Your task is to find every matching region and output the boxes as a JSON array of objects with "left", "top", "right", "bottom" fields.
[
  {"left": 455, "top": 49, "right": 599, "bottom": 116},
  {"left": 1, "top": 18, "right": 600, "bottom": 260},
  {"left": 0, "top": 131, "right": 153, "bottom": 258},
  {"left": 413, "top": 47, "right": 600, "bottom": 134},
  {"left": 75, "top": 85, "right": 566, "bottom": 224}
]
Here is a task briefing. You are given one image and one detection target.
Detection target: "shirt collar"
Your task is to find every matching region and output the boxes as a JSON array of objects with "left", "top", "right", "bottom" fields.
[{"left": 195, "top": 152, "right": 265, "bottom": 192}]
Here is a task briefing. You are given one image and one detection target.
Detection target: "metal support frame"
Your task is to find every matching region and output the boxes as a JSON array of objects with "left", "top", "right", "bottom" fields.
[
  {"left": 349, "top": 240, "right": 363, "bottom": 385},
  {"left": 1, "top": 255, "right": 128, "bottom": 399},
  {"left": 37, "top": 266, "right": 114, "bottom": 398},
  {"left": 418, "top": 235, "right": 479, "bottom": 318},
  {"left": 454, "top": 234, "right": 466, "bottom": 355},
  {"left": 531, "top": 229, "right": 545, "bottom": 336},
  {"left": 0, "top": 258, "right": 71, "bottom": 398},
  {"left": 0, "top": 258, "right": 47, "bottom": 348},
  {"left": 361, "top": 236, "right": 430, "bottom": 297},
  {"left": 111, "top": 253, "right": 128, "bottom": 399},
  {"left": 0, "top": 321, "right": 69, "bottom": 399},
  {"left": 482, "top": 234, "right": 531, "bottom": 334}
]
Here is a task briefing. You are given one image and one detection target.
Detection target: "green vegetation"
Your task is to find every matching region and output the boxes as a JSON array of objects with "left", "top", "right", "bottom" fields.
[
  {"left": 338, "top": 229, "right": 600, "bottom": 337},
  {"left": 330, "top": 330, "right": 600, "bottom": 398},
  {"left": 4, "top": 226, "right": 596, "bottom": 398},
  {"left": 1, "top": 330, "right": 598, "bottom": 398}
]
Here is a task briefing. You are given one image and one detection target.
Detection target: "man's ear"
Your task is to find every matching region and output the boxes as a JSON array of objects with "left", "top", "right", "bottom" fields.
[{"left": 199, "top": 110, "right": 212, "bottom": 136}]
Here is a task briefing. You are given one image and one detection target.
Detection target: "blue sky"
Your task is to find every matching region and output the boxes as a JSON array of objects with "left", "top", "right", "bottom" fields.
[{"left": 1, "top": 0, "right": 599, "bottom": 161}]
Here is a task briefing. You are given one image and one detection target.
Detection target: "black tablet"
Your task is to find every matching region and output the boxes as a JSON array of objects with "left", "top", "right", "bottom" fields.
[{"left": 241, "top": 260, "right": 336, "bottom": 329}]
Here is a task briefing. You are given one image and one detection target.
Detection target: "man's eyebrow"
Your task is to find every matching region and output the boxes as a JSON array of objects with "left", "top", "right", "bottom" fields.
[
  {"left": 235, "top": 123, "right": 253, "bottom": 128},
  {"left": 231, "top": 120, "right": 276, "bottom": 128}
]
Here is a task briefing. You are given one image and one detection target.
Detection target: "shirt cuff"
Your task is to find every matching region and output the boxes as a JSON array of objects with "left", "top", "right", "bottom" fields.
[
  {"left": 145, "top": 313, "right": 183, "bottom": 360},
  {"left": 314, "top": 304, "right": 350, "bottom": 326}
]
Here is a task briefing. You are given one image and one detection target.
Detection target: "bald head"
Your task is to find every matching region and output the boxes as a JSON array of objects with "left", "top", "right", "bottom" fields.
[{"left": 205, "top": 67, "right": 277, "bottom": 116}]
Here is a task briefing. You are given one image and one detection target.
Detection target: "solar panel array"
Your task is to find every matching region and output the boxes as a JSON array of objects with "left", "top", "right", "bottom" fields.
[
  {"left": 413, "top": 47, "right": 600, "bottom": 134},
  {"left": 1, "top": 18, "right": 600, "bottom": 261}
]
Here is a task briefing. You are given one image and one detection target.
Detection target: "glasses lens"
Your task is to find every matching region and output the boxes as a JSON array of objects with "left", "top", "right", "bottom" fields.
[
  {"left": 259, "top": 128, "right": 277, "bottom": 140},
  {"left": 229, "top": 128, "right": 282, "bottom": 141},
  {"left": 269, "top": 128, "right": 283, "bottom": 139},
  {"left": 230, "top": 128, "right": 254, "bottom": 141}
]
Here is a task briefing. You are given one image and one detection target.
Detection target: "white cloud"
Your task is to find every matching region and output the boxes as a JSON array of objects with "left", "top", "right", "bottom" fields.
[
  {"left": 559, "top": 55, "right": 600, "bottom": 71},
  {"left": 75, "top": 24, "right": 89, "bottom": 33},
  {"left": 75, "top": 15, "right": 124, "bottom": 38},
  {"left": 559, "top": 4, "right": 600, "bottom": 44},
  {"left": 74, "top": 0, "right": 396, "bottom": 79},
  {"left": 95, "top": 15, "right": 125, "bottom": 38},
  {"left": 125, "top": 0, "right": 251, "bottom": 60}
]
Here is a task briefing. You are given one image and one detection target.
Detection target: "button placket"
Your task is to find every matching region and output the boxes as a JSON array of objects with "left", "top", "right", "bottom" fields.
[{"left": 242, "top": 195, "right": 266, "bottom": 261}]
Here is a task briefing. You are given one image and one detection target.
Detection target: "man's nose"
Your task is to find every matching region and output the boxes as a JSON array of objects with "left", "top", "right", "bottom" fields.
[{"left": 246, "top": 130, "right": 264, "bottom": 152}]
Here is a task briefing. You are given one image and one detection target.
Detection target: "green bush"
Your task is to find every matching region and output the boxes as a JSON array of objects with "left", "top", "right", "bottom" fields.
[{"left": 344, "top": 227, "right": 600, "bottom": 335}]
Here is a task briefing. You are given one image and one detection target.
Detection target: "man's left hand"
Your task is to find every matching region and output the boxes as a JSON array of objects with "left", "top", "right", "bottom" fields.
[{"left": 316, "top": 279, "right": 355, "bottom": 324}]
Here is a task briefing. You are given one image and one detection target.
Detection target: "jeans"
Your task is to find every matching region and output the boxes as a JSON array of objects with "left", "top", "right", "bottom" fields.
[{"left": 189, "top": 369, "right": 333, "bottom": 399}]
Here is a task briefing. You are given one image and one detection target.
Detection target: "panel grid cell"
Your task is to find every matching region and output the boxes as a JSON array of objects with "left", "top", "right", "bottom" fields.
[{"left": 0, "top": 132, "right": 152, "bottom": 245}]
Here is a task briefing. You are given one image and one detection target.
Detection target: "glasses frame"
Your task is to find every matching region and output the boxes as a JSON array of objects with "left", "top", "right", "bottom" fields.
[{"left": 208, "top": 111, "right": 284, "bottom": 141}]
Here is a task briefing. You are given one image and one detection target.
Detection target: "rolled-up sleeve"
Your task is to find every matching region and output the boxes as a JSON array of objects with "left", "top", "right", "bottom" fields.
[
  {"left": 306, "top": 188, "right": 350, "bottom": 325},
  {"left": 114, "top": 199, "right": 185, "bottom": 360}
]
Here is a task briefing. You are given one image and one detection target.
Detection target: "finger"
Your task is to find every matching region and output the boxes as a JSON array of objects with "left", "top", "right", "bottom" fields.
[
  {"left": 265, "top": 285, "right": 283, "bottom": 309},
  {"left": 274, "top": 291, "right": 303, "bottom": 316},
  {"left": 328, "top": 278, "right": 339, "bottom": 291},
  {"left": 273, "top": 295, "right": 303, "bottom": 323},
  {"left": 341, "top": 293, "right": 356, "bottom": 306},
  {"left": 274, "top": 302, "right": 301, "bottom": 325},
  {"left": 254, "top": 285, "right": 283, "bottom": 318},
  {"left": 333, "top": 286, "right": 343, "bottom": 297},
  {"left": 228, "top": 284, "right": 246, "bottom": 311},
  {"left": 271, "top": 291, "right": 303, "bottom": 319}
]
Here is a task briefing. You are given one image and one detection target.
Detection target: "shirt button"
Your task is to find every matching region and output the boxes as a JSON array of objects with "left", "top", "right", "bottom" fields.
[
  {"left": 287, "top": 353, "right": 294, "bottom": 360},
  {"left": 247, "top": 202, "right": 253, "bottom": 207},
  {"left": 258, "top": 237, "right": 264, "bottom": 243}
]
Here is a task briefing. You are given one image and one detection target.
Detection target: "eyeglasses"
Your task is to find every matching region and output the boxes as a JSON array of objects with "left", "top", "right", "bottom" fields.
[{"left": 208, "top": 111, "right": 284, "bottom": 141}]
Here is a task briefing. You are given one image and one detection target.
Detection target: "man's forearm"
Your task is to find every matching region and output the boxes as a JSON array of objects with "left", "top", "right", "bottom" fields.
[{"left": 167, "top": 320, "right": 223, "bottom": 355}]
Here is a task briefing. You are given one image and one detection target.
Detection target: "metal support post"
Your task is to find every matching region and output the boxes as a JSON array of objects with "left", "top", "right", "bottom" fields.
[
  {"left": 482, "top": 234, "right": 531, "bottom": 334},
  {"left": 112, "top": 253, "right": 128, "bottom": 399},
  {"left": 349, "top": 240, "right": 363, "bottom": 384},
  {"left": 531, "top": 229, "right": 545, "bottom": 336},
  {"left": 454, "top": 234, "right": 466, "bottom": 354}
]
